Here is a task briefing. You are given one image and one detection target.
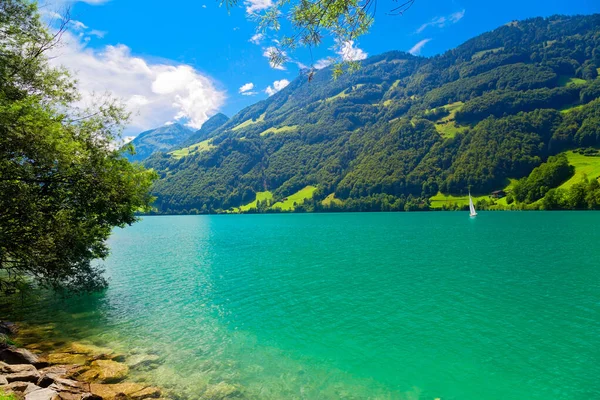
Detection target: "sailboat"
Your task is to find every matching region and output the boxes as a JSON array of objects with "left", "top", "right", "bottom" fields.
[{"left": 469, "top": 192, "right": 477, "bottom": 218}]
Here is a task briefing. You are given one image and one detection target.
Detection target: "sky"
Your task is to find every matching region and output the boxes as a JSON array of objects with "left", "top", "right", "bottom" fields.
[{"left": 40, "top": 0, "right": 600, "bottom": 135}]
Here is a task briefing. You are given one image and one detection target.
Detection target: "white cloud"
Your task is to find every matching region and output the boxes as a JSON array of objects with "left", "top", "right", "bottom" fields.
[
  {"left": 249, "top": 33, "right": 264, "bottom": 45},
  {"left": 50, "top": 32, "right": 226, "bottom": 132},
  {"left": 265, "top": 79, "right": 289, "bottom": 96},
  {"left": 69, "top": 20, "right": 88, "bottom": 30},
  {"left": 244, "top": 0, "right": 272, "bottom": 14},
  {"left": 263, "top": 46, "right": 286, "bottom": 70},
  {"left": 336, "top": 40, "right": 367, "bottom": 62},
  {"left": 239, "top": 82, "right": 255, "bottom": 94},
  {"left": 202, "top": 4, "right": 207, "bottom": 8},
  {"left": 89, "top": 30, "right": 107, "bottom": 38},
  {"left": 314, "top": 58, "right": 333, "bottom": 70},
  {"left": 416, "top": 9, "right": 465, "bottom": 33},
  {"left": 409, "top": 38, "right": 432, "bottom": 55}
]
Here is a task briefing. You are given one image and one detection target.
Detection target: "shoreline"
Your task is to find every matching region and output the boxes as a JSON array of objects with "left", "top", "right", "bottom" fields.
[{"left": 0, "top": 322, "right": 165, "bottom": 400}]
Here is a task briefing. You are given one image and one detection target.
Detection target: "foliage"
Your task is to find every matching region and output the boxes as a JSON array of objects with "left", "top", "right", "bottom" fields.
[
  {"left": 0, "top": 0, "right": 156, "bottom": 294},
  {"left": 511, "top": 154, "right": 574, "bottom": 203},
  {"left": 143, "top": 14, "right": 600, "bottom": 214}
]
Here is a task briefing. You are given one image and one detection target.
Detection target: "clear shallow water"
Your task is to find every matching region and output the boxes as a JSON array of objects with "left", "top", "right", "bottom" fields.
[{"left": 5, "top": 212, "right": 600, "bottom": 399}]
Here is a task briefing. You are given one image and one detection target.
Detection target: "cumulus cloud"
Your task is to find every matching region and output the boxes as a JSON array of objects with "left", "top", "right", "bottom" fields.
[
  {"left": 336, "top": 40, "right": 367, "bottom": 62},
  {"left": 50, "top": 32, "right": 225, "bottom": 132},
  {"left": 409, "top": 38, "right": 432, "bottom": 55},
  {"left": 416, "top": 9, "right": 465, "bottom": 33},
  {"left": 249, "top": 33, "right": 264, "bottom": 45},
  {"left": 239, "top": 82, "right": 258, "bottom": 96},
  {"left": 263, "top": 46, "right": 286, "bottom": 70},
  {"left": 265, "top": 79, "right": 289, "bottom": 96},
  {"left": 244, "top": 0, "right": 272, "bottom": 14}
]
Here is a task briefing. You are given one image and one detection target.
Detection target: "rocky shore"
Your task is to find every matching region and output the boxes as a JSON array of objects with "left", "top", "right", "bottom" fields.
[{"left": 0, "top": 322, "right": 164, "bottom": 400}]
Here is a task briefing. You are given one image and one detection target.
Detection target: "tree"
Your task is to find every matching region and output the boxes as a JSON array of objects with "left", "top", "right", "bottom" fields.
[
  {"left": 0, "top": 0, "right": 157, "bottom": 294},
  {"left": 222, "top": 0, "right": 416, "bottom": 77}
]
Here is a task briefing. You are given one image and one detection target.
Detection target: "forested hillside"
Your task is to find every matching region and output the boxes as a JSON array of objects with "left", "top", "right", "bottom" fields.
[{"left": 144, "top": 14, "right": 600, "bottom": 213}]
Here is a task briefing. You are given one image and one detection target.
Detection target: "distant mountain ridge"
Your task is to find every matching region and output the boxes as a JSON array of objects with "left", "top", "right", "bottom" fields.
[
  {"left": 126, "top": 123, "right": 194, "bottom": 162},
  {"left": 143, "top": 14, "right": 600, "bottom": 213}
]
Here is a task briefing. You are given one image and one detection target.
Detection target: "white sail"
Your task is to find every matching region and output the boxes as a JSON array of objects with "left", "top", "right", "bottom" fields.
[{"left": 469, "top": 193, "right": 477, "bottom": 217}]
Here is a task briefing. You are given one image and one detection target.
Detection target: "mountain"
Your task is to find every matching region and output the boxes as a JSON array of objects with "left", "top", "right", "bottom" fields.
[
  {"left": 126, "top": 123, "right": 194, "bottom": 162},
  {"left": 144, "top": 14, "right": 600, "bottom": 214},
  {"left": 179, "top": 113, "right": 229, "bottom": 148}
]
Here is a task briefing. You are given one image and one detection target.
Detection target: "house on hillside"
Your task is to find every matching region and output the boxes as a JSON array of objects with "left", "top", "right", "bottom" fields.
[{"left": 491, "top": 190, "right": 506, "bottom": 199}]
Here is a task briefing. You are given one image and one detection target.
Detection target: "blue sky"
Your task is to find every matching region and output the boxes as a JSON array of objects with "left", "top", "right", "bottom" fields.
[{"left": 43, "top": 0, "right": 600, "bottom": 135}]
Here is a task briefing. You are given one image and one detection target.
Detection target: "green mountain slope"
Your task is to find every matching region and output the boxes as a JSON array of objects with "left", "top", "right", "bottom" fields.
[
  {"left": 145, "top": 14, "right": 600, "bottom": 213},
  {"left": 179, "top": 113, "right": 229, "bottom": 148},
  {"left": 126, "top": 123, "right": 194, "bottom": 162}
]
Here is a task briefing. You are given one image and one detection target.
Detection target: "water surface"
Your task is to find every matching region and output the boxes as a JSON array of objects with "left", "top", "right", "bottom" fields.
[{"left": 6, "top": 212, "right": 600, "bottom": 399}]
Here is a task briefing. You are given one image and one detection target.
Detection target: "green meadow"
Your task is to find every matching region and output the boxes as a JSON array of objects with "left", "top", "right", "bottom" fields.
[
  {"left": 259, "top": 125, "right": 298, "bottom": 136},
  {"left": 271, "top": 186, "right": 317, "bottom": 211},
  {"left": 559, "top": 151, "right": 600, "bottom": 189},
  {"left": 169, "top": 139, "right": 215, "bottom": 159},
  {"left": 433, "top": 102, "right": 469, "bottom": 138}
]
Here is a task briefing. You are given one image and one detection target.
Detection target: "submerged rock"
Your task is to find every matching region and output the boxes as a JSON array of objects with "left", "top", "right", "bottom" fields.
[
  {"left": 64, "top": 343, "right": 114, "bottom": 359},
  {"left": 201, "top": 382, "right": 241, "bottom": 400},
  {"left": 47, "top": 353, "right": 88, "bottom": 366},
  {"left": 125, "top": 354, "right": 162, "bottom": 371},
  {"left": 90, "top": 382, "right": 160, "bottom": 400},
  {"left": 79, "top": 360, "right": 129, "bottom": 383}
]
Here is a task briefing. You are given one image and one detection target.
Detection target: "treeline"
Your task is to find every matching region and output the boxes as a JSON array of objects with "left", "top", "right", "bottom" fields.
[{"left": 143, "top": 14, "right": 600, "bottom": 214}]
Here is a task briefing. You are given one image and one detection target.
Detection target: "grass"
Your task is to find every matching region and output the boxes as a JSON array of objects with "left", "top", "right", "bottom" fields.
[
  {"left": 325, "top": 84, "right": 365, "bottom": 102},
  {"left": 0, "top": 389, "right": 17, "bottom": 400},
  {"left": 169, "top": 139, "right": 215, "bottom": 159},
  {"left": 472, "top": 47, "right": 504, "bottom": 60},
  {"left": 259, "top": 125, "right": 298, "bottom": 136},
  {"left": 233, "top": 191, "right": 274, "bottom": 212},
  {"left": 429, "top": 179, "right": 516, "bottom": 209},
  {"left": 271, "top": 186, "right": 317, "bottom": 211},
  {"left": 322, "top": 193, "right": 343, "bottom": 207},
  {"left": 558, "top": 150, "right": 600, "bottom": 189},
  {"left": 560, "top": 104, "right": 586, "bottom": 114},
  {"left": 433, "top": 101, "right": 467, "bottom": 138},
  {"left": 434, "top": 121, "right": 467, "bottom": 138},
  {"left": 231, "top": 113, "right": 265, "bottom": 131},
  {"left": 557, "top": 75, "right": 587, "bottom": 87}
]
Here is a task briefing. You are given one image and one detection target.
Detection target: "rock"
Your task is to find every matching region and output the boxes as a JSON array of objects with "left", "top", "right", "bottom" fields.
[
  {"left": 0, "top": 375, "right": 8, "bottom": 385},
  {"left": 90, "top": 383, "right": 145, "bottom": 400},
  {"left": 0, "top": 347, "right": 40, "bottom": 365},
  {"left": 4, "top": 381, "right": 32, "bottom": 392},
  {"left": 65, "top": 343, "right": 114, "bottom": 359},
  {"left": 201, "top": 382, "right": 240, "bottom": 400},
  {"left": 25, "top": 387, "right": 59, "bottom": 400},
  {"left": 129, "top": 387, "right": 161, "bottom": 399},
  {"left": 6, "top": 370, "right": 41, "bottom": 383},
  {"left": 125, "top": 355, "right": 162, "bottom": 370},
  {"left": 79, "top": 360, "right": 128, "bottom": 384},
  {"left": 24, "top": 384, "right": 43, "bottom": 395},
  {"left": 80, "top": 393, "right": 102, "bottom": 400},
  {"left": 47, "top": 353, "right": 88, "bottom": 366},
  {"left": 0, "top": 322, "right": 18, "bottom": 336},
  {"left": 0, "top": 362, "right": 37, "bottom": 373}
]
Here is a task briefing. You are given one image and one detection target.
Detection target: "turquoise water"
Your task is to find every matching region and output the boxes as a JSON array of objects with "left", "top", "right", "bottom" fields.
[{"left": 6, "top": 212, "right": 600, "bottom": 399}]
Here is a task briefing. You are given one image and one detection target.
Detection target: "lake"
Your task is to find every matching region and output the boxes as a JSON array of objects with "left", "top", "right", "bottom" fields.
[{"left": 6, "top": 212, "right": 600, "bottom": 399}]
